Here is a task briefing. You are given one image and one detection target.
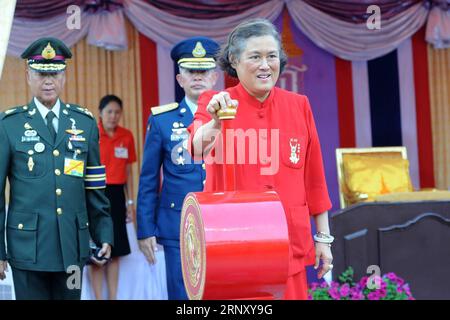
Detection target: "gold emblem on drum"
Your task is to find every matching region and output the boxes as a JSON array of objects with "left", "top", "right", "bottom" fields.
[{"left": 184, "top": 213, "right": 202, "bottom": 287}]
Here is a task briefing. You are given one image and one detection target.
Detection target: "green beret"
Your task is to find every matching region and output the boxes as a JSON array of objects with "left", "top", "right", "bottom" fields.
[{"left": 21, "top": 37, "right": 72, "bottom": 73}]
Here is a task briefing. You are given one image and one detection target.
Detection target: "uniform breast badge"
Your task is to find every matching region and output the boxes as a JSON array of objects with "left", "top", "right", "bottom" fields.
[
  {"left": 170, "top": 121, "right": 188, "bottom": 141},
  {"left": 176, "top": 155, "right": 186, "bottom": 165},
  {"left": 66, "top": 118, "right": 85, "bottom": 141},
  {"left": 24, "top": 130, "right": 37, "bottom": 137},
  {"left": 28, "top": 156, "right": 35, "bottom": 172},
  {"left": 64, "top": 118, "right": 85, "bottom": 177},
  {"left": 34, "top": 142, "right": 45, "bottom": 153},
  {"left": 64, "top": 157, "right": 85, "bottom": 177},
  {"left": 175, "top": 145, "right": 186, "bottom": 165},
  {"left": 21, "top": 127, "right": 40, "bottom": 143},
  {"left": 289, "top": 138, "right": 300, "bottom": 164}
]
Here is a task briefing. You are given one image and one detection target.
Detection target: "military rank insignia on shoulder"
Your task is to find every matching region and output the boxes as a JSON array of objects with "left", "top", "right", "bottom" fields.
[
  {"left": 151, "top": 102, "right": 178, "bottom": 116},
  {"left": 1, "top": 106, "right": 27, "bottom": 120},
  {"left": 71, "top": 105, "right": 94, "bottom": 118},
  {"left": 5, "top": 108, "right": 17, "bottom": 115}
]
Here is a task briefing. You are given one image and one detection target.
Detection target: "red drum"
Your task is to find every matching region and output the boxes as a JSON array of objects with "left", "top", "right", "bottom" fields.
[{"left": 180, "top": 190, "right": 289, "bottom": 300}]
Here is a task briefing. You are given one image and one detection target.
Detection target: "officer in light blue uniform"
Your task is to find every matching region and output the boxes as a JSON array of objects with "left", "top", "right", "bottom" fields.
[{"left": 136, "top": 37, "right": 219, "bottom": 300}]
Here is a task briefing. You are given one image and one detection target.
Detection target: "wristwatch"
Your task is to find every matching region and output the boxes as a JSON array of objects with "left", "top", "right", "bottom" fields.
[{"left": 126, "top": 199, "right": 134, "bottom": 206}]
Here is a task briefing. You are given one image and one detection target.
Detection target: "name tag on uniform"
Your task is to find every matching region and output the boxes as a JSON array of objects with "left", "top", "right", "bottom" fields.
[
  {"left": 64, "top": 158, "right": 85, "bottom": 177},
  {"left": 114, "top": 147, "right": 129, "bottom": 159},
  {"left": 21, "top": 136, "right": 40, "bottom": 142},
  {"left": 170, "top": 134, "right": 188, "bottom": 141}
]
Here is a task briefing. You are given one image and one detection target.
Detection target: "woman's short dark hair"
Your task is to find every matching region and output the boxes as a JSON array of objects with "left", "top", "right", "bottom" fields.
[
  {"left": 218, "top": 18, "right": 287, "bottom": 78},
  {"left": 98, "top": 94, "right": 123, "bottom": 112}
]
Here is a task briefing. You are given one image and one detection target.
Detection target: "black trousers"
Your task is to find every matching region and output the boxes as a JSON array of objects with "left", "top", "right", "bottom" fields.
[{"left": 12, "top": 267, "right": 83, "bottom": 300}]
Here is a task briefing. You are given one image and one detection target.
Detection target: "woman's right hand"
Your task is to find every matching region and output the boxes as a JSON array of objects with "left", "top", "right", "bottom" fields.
[{"left": 206, "top": 91, "right": 238, "bottom": 124}]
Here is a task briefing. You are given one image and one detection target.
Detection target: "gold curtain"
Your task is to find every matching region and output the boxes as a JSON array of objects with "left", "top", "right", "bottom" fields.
[
  {"left": 0, "top": 19, "right": 143, "bottom": 201},
  {"left": 428, "top": 46, "right": 450, "bottom": 190}
]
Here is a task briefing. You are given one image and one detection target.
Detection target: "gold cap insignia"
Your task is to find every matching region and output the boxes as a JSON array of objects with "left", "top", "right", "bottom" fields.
[
  {"left": 192, "top": 42, "right": 206, "bottom": 58},
  {"left": 42, "top": 43, "right": 56, "bottom": 60}
]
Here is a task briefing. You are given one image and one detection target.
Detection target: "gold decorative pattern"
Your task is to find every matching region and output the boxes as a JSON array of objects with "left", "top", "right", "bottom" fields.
[
  {"left": 29, "top": 63, "right": 65, "bottom": 71},
  {"left": 180, "top": 194, "right": 206, "bottom": 300}
]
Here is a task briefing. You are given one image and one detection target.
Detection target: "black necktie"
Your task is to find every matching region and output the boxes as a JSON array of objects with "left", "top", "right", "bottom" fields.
[{"left": 46, "top": 111, "right": 56, "bottom": 143}]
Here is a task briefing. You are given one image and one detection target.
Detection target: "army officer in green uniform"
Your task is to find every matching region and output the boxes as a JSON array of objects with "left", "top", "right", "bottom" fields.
[{"left": 0, "top": 37, "right": 113, "bottom": 299}]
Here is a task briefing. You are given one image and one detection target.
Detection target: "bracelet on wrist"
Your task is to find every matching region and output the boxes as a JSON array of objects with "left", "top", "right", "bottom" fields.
[
  {"left": 313, "top": 232, "right": 334, "bottom": 244},
  {"left": 126, "top": 199, "right": 134, "bottom": 206}
]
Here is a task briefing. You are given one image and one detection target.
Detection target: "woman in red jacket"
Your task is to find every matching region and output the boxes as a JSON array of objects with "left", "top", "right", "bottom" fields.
[{"left": 189, "top": 19, "right": 334, "bottom": 300}]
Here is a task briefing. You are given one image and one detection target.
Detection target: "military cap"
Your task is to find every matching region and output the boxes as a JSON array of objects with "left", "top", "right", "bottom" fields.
[
  {"left": 170, "top": 36, "right": 220, "bottom": 70},
  {"left": 21, "top": 37, "right": 72, "bottom": 73}
]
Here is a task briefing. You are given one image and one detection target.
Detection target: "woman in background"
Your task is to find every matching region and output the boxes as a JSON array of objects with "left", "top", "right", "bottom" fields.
[{"left": 90, "top": 94, "right": 136, "bottom": 300}]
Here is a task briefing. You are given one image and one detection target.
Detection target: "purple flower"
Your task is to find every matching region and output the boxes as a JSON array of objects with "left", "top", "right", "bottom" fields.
[
  {"left": 328, "top": 287, "right": 341, "bottom": 300},
  {"left": 367, "top": 292, "right": 380, "bottom": 300},
  {"left": 340, "top": 284, "right": 350, "bottom": 297},
  {"left": 331, "top": 281, "right": 340, "bottom": 288},
  {"left": 309, "top": 269, "right": 414, "bottom": 300},
  {"left": 351, "top": 294, "right": 363, "bottom": 300},
  {"left": 350, "top": 287, "right": 364, "bottom": 300},
  {"left": 386, "top": 272, "right": 397, "bottom": 281},
  {"left": 353, "top": 283, "right": 362, "bottom": 291},
  {"left": 359, "top": 276, "right": 369, "bottom": 288},
  {"left": 404, "top": 285, "right": 412, "bottom": 296}
]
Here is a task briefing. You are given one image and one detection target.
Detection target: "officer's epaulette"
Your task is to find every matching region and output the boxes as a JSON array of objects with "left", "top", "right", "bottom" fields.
[
  {"left": 151, "top": 102, "right": 179, "bottom": 116},
  {"left": 0, "top": 105, "right": 28, "bottom": 120},
  {"left": 68, "top": 104, "right": 95, "bottom": 119}
]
